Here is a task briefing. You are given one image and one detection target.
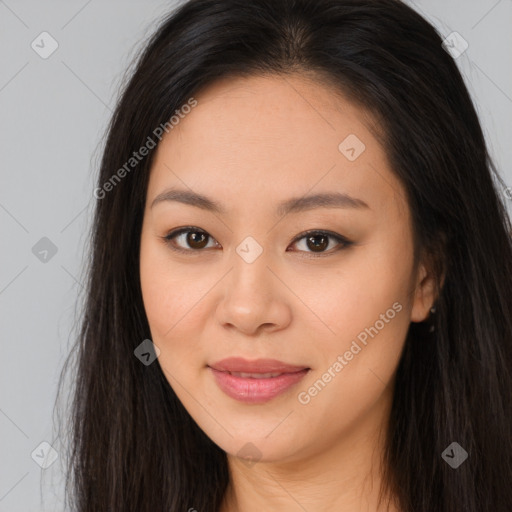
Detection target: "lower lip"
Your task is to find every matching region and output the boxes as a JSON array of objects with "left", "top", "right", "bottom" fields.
[{"left": 209, "top": 367, "right": 310, "bottom": 404}]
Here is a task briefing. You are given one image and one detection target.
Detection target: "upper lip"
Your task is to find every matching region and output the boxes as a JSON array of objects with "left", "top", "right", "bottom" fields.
[{"left": 209, "top": 357, "right": 309, "bottom": 374}]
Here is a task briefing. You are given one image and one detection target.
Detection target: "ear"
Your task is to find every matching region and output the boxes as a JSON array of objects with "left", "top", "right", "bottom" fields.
[
  {"left": 410, "top": 232, "right": 448, "bottom": 323},
  {"left": 410, "top": 263, "right": 437, "bottom": 323}
]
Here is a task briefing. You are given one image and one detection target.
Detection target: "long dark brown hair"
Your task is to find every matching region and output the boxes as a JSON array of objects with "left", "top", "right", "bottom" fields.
[{"left": 54, "top": 0, "right": 512, "bottom": 510}]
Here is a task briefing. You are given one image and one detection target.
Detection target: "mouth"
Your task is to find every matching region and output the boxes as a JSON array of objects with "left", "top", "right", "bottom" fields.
[
  {"left": 208, "top": 357, "right": 310, "bottom": 404},
  {"left": 225, "top": 371, "right": 290, "bottom": 378}
]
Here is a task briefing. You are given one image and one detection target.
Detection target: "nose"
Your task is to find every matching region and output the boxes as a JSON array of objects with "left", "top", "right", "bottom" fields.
[{"left": 215, "top": 246, "right": 292, "bottom": 336}]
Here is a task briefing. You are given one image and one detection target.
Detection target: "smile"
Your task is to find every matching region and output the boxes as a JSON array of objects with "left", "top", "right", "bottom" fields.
[{"left": 208, "top": 358, "right": 310, "bottom": 404}]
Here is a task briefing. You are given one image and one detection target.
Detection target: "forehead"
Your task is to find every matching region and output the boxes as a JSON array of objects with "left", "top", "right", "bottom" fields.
[{"left": 147, "top": 73, "right": 407, "bottom": 220}]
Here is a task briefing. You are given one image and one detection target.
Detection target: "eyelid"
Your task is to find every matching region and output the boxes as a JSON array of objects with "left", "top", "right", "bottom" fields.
[{"left": 161, "top": 226, "right": 352, "bottom": 256}]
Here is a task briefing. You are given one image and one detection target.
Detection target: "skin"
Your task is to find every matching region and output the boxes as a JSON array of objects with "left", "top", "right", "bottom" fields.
[{"left": 139, "top": 73, "right": 437, "bottom": 512}]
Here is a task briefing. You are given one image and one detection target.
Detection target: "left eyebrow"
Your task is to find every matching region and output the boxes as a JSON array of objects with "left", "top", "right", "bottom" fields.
[
  {"left": 150, "top": 188, "right": 370, "bottom": 215},
  {"left": 276, "top": 192, "right": 370, "bottom": 216}
]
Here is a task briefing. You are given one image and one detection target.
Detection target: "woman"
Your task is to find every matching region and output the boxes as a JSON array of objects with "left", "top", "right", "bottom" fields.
[{"left": 56, "top": 0, "right": 512, "bottom": 510}]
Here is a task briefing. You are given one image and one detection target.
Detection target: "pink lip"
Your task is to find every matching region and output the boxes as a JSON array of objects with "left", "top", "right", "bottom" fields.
[
  {"left": 209, "top": 357, "right": 308, "bottom": 373},
  {"left": 208, "top": 357, "right": 310, "bottom": 404}
]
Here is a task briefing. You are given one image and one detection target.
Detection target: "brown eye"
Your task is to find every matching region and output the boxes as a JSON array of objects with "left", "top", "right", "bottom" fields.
[
  {"left": 186, "top": 231, "right": 208, "bottom": 249},
  {"left": 305, "top": 233, "right": 329, "bottom": 252},
  {"left": 288, "top": 230, "right": 352, "bottom": 256},
  {"left": 162, "top": 227, "right": 351, "bottom": 257},
  {"left": 163, "top": 227, "right": 219, "bottom": 253}
]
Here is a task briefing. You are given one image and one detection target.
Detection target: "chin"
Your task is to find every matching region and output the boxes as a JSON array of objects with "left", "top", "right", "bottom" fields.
[{"left": 193, "top": 414, "right": 309, "bottom": 465}]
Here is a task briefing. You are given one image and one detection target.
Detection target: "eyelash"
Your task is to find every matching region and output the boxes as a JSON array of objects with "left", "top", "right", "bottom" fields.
[{"left": 160, "top": 226, "right": 353, "bottom": 258}]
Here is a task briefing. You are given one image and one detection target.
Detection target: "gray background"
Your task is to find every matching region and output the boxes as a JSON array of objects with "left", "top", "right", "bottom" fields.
[{"left": 1, "top": 1, "right": 511, "bottom": 510}]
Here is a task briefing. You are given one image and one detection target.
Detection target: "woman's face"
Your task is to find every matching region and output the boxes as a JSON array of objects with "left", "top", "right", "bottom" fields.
[{"left": 139, "top": 73, "right": 435, "bottom": 464}]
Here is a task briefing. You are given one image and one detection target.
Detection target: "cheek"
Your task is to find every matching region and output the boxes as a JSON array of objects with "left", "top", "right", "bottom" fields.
[
  {"left": 140, "top": 245, "right": 175, "bottom": 340},
  {"left": 287, "top": 252, "right": 412, "bottom": 453},
  {"left": 140, "top": 232, "right": 201, "bottom": 336},
  {"left": 299, "top": 241, "right": 412, "bottom": 339},
  {"left": 139, "top": 236, "right": 223, "bottom": 379},
  {"left": 139, "top": 245, "right": 203, "bottom": 401},
  {"left": 289, "top": 236, "right": 414, "bottom": 397}
]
